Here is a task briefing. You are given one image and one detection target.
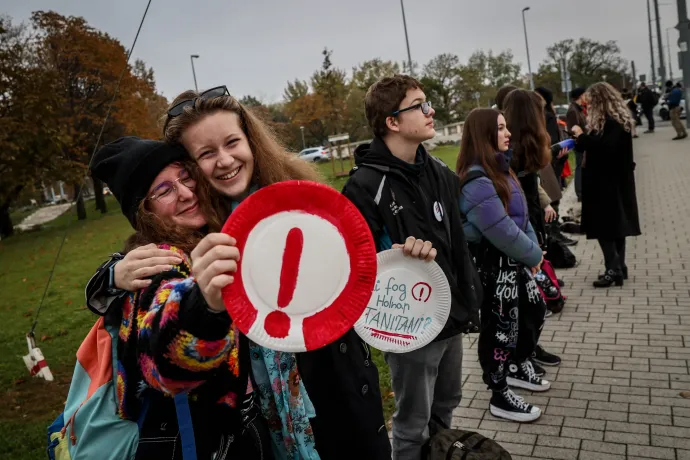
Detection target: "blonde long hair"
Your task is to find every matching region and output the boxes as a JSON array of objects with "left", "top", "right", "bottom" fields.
[
  {"left": 585, "top": 82, "right": 634, "bottom": 134},
  {"left": 161, "top": 90, "right": 324, "bottom": 228}
]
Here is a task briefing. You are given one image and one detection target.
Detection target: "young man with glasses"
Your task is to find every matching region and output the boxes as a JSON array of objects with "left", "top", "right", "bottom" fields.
[{"left": 342, "top": 75, "right": 479, "bottom": 459}]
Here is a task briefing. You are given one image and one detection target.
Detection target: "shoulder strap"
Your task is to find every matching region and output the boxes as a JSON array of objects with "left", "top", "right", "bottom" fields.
[
  {"left": 174, "top": 393, "right": 197, "bottom": 460},
  {"left": 459, "top": 169, "right": 487, "bottom": 190}
]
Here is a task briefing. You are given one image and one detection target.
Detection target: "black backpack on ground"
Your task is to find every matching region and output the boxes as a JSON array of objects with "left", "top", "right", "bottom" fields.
[
  {"left": 424, "top": 415, "right": 512, "bottom": 460},
  {"left": 546, "top": 238, "right": 577, "bottom": 269}
]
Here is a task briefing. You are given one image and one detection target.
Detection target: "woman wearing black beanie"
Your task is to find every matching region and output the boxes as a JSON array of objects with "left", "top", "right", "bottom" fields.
[{"left": 88, "top": 137, "right": 270, "bottom": 459}]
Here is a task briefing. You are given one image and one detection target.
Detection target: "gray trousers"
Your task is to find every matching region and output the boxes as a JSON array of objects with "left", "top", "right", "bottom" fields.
[{"left": 385, "top": 334, "right": 463, "bottom": 460}]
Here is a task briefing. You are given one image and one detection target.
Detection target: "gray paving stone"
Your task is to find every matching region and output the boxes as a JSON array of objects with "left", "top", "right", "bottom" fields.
[
  {"left": 606, "top": 420, "right": 650, "bottom": 434},
  {"left": 493, "top": 431, "right": 537, "bottom": 445},
  {"left": 560, "top": 426, "right": 604, "bottom": 441},
  {"left": 532, "top": 446, "right": 578, "bottom": 460},
  {"left": 578, "top": 452, "right": 625, "bottom": 460},
  {"left": 498, "top": 441, "right": 534, "bottom": 456},
  {"left": 585, "top": 409, "right": 628, "bottom": 422},
  {"left": 629, "top": 413, "right": 673, "bottom": 426},
  {"left": 627, "top": 444, "right": 676, "bottom": 459},
  {"left": 580, "top": 440, "right": 627, "bottom": 455},
  {"left": 651, "top": 424, "right": 690, "bottom": 438},
  {"left": 604, "top": 430, "right": 650, "bottom": 445}
]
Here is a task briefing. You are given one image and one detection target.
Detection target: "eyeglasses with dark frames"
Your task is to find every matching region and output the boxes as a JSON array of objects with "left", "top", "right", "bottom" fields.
[{"left": 392, "top": 101, "right": 433, "bottom": 116}]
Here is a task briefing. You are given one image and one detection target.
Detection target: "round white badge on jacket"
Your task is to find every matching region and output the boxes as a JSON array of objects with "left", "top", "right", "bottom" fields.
[{"left": 433, "top": 201, "right": 444, "bottom": 222}]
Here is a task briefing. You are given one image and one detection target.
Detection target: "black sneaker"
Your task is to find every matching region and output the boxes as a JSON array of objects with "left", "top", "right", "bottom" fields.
[
  {"left": 507, "top": 361, "right": 552, "bottom": 392},
  {"left": 489, "top": 387, "right": 541, "bottom": 422},
  {"left": 531, "top": 360, "right": 546, "bottom": 377},
  {"left": 557, "top": 278, "right": 565, "bottom": 287},
  {"left": 532, "top": 345, "right": 561, "bottom": 366}
]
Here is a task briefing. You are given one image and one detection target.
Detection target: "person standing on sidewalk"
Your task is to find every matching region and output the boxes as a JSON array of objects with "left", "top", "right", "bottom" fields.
[
  {"left": 666, "top": 81, "right": 688, "bottom": 140},
  {"left": 566, "top": 88, "right": 588, "bottom": 202},
  {"left": 637, "top": 82, "right": 658, "bottom": 133},
  {"left": 458, "top": 108, "right": 549, "bottom": 423},
  {"left": 342, "top": 75, "right": 480, "bottom": 459},
  {"left": 571, "top": 82, "right": 641, "bottom": 288}
]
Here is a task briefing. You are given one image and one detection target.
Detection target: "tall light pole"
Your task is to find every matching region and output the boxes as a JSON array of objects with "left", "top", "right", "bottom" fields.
[
  {"left": 648, "top": 0, "right": 657, "bottom": 85},
  {"left": 522, "top": 7, "right": 534, "bottom": 90},
  {"left": 666, "top": 27, "right": 675, "bottom": 80},
  {"left": 654, "top": 0, "right": 667, "bottom": 84},
  {"left": 400, "top": 0, "right": 413, "bottom": 75},
  {"left": 190, "top": 54, "right": 199, "bottom": 92},
  {"left": 676, "top": 0, "right": 690, "bottom": 128},
  {"left": 300, "top": 126, "right": 306, "bottom": 149}
]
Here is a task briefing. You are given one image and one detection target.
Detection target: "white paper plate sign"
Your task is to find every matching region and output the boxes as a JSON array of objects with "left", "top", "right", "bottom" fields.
[
  {"left": 221, "top": 181, "right": 377, "bottom": 353},
  {"left": 355, "top": 248, "right": 451, "bottom": 353}
]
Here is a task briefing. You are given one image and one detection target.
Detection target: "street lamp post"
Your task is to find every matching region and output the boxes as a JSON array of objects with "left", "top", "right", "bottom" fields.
[
  {"left": 400, "top": 0, "right": 413, "bottom": 75},
  {"left": 521, "top": 7, "right": 534, "bottom": 90},
  {"left": 300, "top": 126, "right": 306, "bottom": 150},
  {"left": 676, "top": 0, "right": 690, "bottom": 128},
  {"left": 647, "top": 0, "right": 657, "bottom": 85},
  {"left": 654, "top": 0, "right": 667, "bottom": 84},
  {"left": 666, "top": 27, "right": 674, "bottom": 80},
  {"left": 190, "top": 54, "right": 199, "bottom": 92}
]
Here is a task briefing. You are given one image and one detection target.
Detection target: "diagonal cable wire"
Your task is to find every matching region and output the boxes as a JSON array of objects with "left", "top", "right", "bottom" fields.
[{"left": 28, "top": 0, "right": 153, "bottom": 337}]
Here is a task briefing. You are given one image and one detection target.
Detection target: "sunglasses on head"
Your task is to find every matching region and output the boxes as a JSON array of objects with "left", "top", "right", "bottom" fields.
[{"left": 167, "top": 85, "right": 230, "bottom": 117}]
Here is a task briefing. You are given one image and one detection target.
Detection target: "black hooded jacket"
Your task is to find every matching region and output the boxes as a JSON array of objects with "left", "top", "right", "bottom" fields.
[{"left": 341, "top": 137, "right": 480, "bottom": 340}]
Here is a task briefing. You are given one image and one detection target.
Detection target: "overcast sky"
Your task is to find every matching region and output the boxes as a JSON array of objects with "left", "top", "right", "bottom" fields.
[{"left": 4, "top": 0, "right": 685, "bottom": 103}]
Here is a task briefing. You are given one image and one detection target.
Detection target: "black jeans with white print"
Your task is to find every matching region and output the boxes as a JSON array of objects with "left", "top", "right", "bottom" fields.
[{"left": 475, "top": 246, "right": 546, "bottom": 391}]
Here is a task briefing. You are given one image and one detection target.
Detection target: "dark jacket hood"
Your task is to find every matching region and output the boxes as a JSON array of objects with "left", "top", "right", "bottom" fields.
[{"left": 353, "top": 137, "right": 428, "bottom": 176}]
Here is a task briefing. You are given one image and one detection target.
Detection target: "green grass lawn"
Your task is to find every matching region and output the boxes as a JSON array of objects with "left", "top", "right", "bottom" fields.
[{"left": 0, "top": 148, "right": 460, "bottom": 459}]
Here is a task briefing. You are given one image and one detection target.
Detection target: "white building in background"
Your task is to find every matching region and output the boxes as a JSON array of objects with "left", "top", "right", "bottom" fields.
[{"left": 41, "top": 179, "right": 94, "bottom": 204}]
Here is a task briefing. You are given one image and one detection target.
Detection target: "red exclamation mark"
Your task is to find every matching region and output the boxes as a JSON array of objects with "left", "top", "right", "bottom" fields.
[{"left": 265, "top": 227, "right": 304, "bottom": 338}]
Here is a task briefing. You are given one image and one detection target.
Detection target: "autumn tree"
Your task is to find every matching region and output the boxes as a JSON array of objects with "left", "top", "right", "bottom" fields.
[
  {"left": 0, "top": 17, "right": 65, "bottom": 237},
  {"left": 419, "top": 53, "right": 461, "bottom": 125},
  {"left": 351, "top": 58, "right": 401, "bottom": 92},
  {"left": 30, "top": 11, "right": 167, "bottom": 219},
  {"left": 283, "top": 79, "right": 309, "bottom": 103},
  {"left": 534, "top": 38, "right": 629, "bottom": 101}
]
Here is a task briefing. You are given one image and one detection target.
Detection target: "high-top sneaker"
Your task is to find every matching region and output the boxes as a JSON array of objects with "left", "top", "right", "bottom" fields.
[
  {"left": 532, "top": 344, "right": 562, "bottom": 366},
  {"left": 530, "top": 360, "right": 546, "bottom": 377},
  {"left": 489, "top": 387, "right": 541, "bottom": 422},
  {"left": 507, "top": 361, "right": 552, "bottom": 392}
]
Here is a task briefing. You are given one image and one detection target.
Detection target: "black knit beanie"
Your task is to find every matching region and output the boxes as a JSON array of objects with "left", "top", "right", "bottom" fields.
[
  {"left": 535, "top": 87, "right": 553, "bottom": 105},
  {"left": 91, "top": 137, "right": 188, "bottom": 228},
  {"left": 570, "top": 87, "right": 586, "bottom": 101}
]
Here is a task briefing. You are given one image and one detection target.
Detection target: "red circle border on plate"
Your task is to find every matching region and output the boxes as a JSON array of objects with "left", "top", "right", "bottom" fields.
[{"left": 220, "top": 180, "right": 377, "bottom": 351}]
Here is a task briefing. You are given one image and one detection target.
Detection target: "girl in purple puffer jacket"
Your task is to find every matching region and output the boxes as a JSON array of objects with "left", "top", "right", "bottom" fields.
[{"left": 457, "top": 108, "right": 549, "bottom": 423}]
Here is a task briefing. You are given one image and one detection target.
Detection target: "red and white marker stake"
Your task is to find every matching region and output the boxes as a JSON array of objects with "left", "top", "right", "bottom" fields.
[{"left": 23, "top": 334, "right": 54, "bottom": 381}]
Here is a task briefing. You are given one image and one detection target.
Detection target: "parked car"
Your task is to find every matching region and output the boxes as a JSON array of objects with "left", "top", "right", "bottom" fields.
[
  {"left": 554, "top": 104, "right": 569, "bottom": 123},
  {"left": 298, "top": 146, "right": 330, "bottom": 163}
]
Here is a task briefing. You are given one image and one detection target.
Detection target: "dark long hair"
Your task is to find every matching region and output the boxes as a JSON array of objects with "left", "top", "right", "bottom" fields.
[
  {"left": 124, "top": 159, "right": 219, "bottom": 254},
  {"left": 456, "top": 108, "right": 516, "bottom": 209},
  {"left": 503, "top": 89, "right": 551, "bottom": 173}
]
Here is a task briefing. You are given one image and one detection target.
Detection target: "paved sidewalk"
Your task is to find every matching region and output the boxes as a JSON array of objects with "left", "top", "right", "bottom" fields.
[
  {"left": 15, "top": 203, "right": 72, "bottom": 231},
  {"left": 453, "top": 126, "right": 690, "bottom": 460}
]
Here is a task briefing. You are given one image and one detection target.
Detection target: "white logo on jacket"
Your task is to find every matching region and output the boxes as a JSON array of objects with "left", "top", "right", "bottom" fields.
[{"left": 433, "top": 201, "right": 444, "bottom": 222}]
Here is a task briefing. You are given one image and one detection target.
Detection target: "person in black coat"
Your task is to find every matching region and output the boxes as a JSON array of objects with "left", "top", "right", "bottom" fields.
[
  {"left": 571, "top": 82, "right": 641, "bottom": 288},
  {"left": 636, "top": 82, "right": 658, "bottom": 133}
]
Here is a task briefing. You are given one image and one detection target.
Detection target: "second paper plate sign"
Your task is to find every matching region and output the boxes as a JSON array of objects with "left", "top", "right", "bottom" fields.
[
  {"left": 221, "top": 181, "right": 377, "bottom": 353},
  {"left": 355, "top": 248, "right": 451, "bottom": 353}
]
